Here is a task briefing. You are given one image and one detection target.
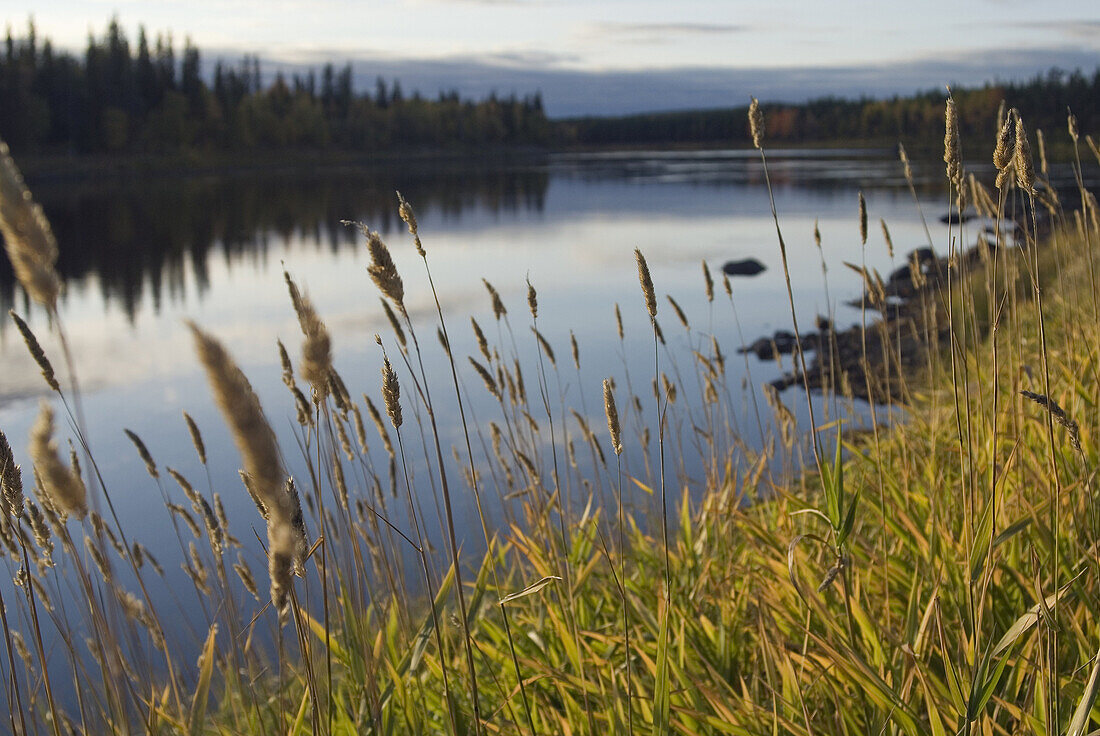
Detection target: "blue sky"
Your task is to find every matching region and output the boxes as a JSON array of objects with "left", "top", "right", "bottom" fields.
[{"left": 9, "top": 0, "right": 1100, "bottom": 115}]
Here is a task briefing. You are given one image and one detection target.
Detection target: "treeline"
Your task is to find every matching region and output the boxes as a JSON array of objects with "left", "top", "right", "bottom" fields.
[
  {"left": 558, "top": 69, "right": 1100, "bottom": 148},
  {"left": 0, "top": 19, "right": 553, "bottom": 155},
  {"left": 3, "top": 18, "right": 1098, "bottom": 158}
]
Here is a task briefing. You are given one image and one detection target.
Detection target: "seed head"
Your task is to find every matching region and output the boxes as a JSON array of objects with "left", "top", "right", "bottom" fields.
[
  {"left": 603, "top": 379, "right": 622, "bottom": 456},
  {"left": 943, "top": 97, "right": 962, "bottom": 187},
  {"left": 701, "top": 260, "right": 715, "bottom": 302},
  {"left": 667, "top": 294, "right": 689, "bottom": 331},
  {"left": 0, "top": 141, "right": 60, "bottom": 309},
  {"left": 469, "top": 357, "right": 500, "bottom": 400},
  {"left": 526, "top": 277, "right": 538, "bottom": 319},
  {"left": 29, "top": 401, "right": 86, "bottom": 519},
  {"left": 635, "top": 248, "right": 657, "bottom": 318},
  {"left": 1014, "top": 116, "right": 1035, "bottom": 191},
  {"left": 0, "top": 430, "right": 23, "bottom": 519},
  {"left": 532, "top": 327, "right": 555, "bottom": 366},
  {"left": 858, "top": 191, "right": 867, "bottom": 245},
  {"left": 897, "top": 143, "right": 913, "bottom": 183},
  {"left": 10, "top": 311, "right": 59, "bottom": 392},
  {"left": 358, "top": 226, "right": 404, "bottom": 312},
  {"left": 396, "top": 191, "right": 425, "bottom": 257},
  {"left": 471, "top": 317, "right": 490, "bottom": 362},
  {"left": 880, "top": 219, "right": 893, "bottom": 259},
  {"left": 748, "top": 97, "right": 764, "bottom": 149},
  {"left": 285, "top": 272, "right": 333, "bottom": 398},
  {"left": 381, "top": 357, "right": 402, "bottom": 429},
  {"left": 183, "top": 412, "right": 207, "bottom": 466},
  {"left": 124, "top": 429, "right": 159, "bottom": 479},
  {"left": 483, "top": 279, "right": 507, "bottom": 320},
  {"left": 993, "top": 111, "right": 1014, "bottom": 175}
]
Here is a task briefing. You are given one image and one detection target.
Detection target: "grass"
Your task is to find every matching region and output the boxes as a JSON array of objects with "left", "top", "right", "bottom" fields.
[{"left": 0, "top": 99, "right": 1099, "bottom": 735}]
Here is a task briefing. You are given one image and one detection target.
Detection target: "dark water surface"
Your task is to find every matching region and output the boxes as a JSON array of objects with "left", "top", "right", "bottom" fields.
[{"left": 1, "top": 149, "right": 973, "bottom": 698}]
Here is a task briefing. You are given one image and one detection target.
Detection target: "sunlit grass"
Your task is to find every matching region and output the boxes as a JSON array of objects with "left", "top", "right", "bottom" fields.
[{"left": 0, "top": 99, "right": 1099, "bottom": 736}]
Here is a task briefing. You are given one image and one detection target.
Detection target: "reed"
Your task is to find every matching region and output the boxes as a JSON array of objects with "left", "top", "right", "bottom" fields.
[{"left": 0, "top": 94, "right": 1098, "bottom": 736}]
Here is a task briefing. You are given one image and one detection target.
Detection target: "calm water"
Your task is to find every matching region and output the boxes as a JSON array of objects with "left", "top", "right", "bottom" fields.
[{"left": 1, "top": 148, "right": 971, "bottom": 688}]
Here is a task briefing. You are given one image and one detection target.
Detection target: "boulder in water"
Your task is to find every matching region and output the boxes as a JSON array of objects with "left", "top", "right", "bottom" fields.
[{"left": 722, "top": 258, "right": 766, "bottom": 276}]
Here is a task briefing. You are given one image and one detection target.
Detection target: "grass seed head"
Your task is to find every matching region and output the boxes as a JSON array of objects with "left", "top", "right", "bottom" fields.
[
  {"left": 898, "top": 143, "right": 913, "bottom": 183},
  {"left": 483, "top": 278, "right": 507, "bottom": 320},
  {"left": 603, "top": 379, "right": 623, "bottom": 456},
  {"left": 10, "top": 311, "right": 59, "bottom": 392},
  {"left": 667, "top": 295, "right": 690, "bottom": 331},
  {"left": 396, "top": 191, "right": 425, "bottom": 256},
  {"left": 381, "top": 357, "right": 402, "bottom": 429},
  {"left": 943, "top": 96, "right": 962, "bottom": 187},
  {"left": 526, "top": 277, "right": 538, "bottom": 319},
  {"left": 1021, "top": 390, "right": 1081, "bottom": 455},
  {"left": 532, "top": 327, "right": 555, "bottom": 365},
  {"left": 361, "top": 227, "right": 405, "bottom": 312},
  {"left": 635, "top": 248, "right": 657, "bottom": 318},
  {"left": 0, "top": 141, "right": 60, "bottom": 309},
  {"left": 880, "top": 219, "right": 894, "bottom": 259},
  {"left": 188, "top": 323, "right": 290, "bottom": 530},
  {"left": 748, "top": 97, "right": 764, "bottom": 149},
  {"left": 994, "top": 111, "right": 1014, "bottom": 173},
  {"left": 0, "top": 430, "right": 23, "bottom": 519},
  {"left": 285, "top": 273, "right": 333, "bottom": 398},
  {"left": 469, "top": 356, "right": 500, "bottom": 400},
  {"left": 364, "top": 394, "right": 395, "bottom": 456},
  {"left": 471, "top": 317, "right": 490, "bottom": 361},
  {"left": 124, "top": 429, "right": 159, "bottom": 479},
  {"left": 29, "top": 401, "right": 86, "bottom": 519},
  {"left": 858, "top": 191, "right": 867, "bottom": 245},
  {"left": 1014, "top": 116, "right": 1035, "bottom": 191},
  {"left": 183, "top": 412, "right": 207, "bottom": 465}
]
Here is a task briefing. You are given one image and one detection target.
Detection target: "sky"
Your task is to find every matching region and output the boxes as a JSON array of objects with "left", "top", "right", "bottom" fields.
[{"left": 6, "top": 0, "right": 1100, "bottom": 116}]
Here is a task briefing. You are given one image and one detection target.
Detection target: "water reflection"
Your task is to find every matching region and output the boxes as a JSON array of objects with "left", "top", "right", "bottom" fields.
[{"left": 1, "top": 162, "right": 551, "bottom": 318}]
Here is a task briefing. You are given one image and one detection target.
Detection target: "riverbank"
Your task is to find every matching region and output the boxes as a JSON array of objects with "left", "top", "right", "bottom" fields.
[{"left": 401, "top": 203, "right": 1098, "bottom": 734}]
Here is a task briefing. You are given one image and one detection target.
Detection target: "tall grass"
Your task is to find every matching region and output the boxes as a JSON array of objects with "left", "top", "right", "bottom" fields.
[{"left": 0, "top": 95, "right": 1099, "bottom": 736}]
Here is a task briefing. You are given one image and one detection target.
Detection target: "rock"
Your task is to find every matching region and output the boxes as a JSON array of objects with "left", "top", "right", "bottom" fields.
[
  {"left": 722, "top": 258, "right": 766, "bottom": 276},
  {"left": 887, "top": 262, "right": 913, "bottom": 285},
  {"left": 939, "top": 211, "right": 974, "bottom": 224},
  {"left": 739, "top": 329, "right": 820, "bottom": 359},
  {"left": 908, "top": 247, "right": 936, "bottom": 265}
]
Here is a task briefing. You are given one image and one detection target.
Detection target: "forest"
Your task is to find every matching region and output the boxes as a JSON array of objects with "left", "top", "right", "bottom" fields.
[
  {"left": 1, "top": 18, "right": 1097, "bottom": 157},
  {"left": 0, "top": 19, "right": 553, "bottom": 155},
  {"left": 559, "top": 70, "right": 1100, "bottom": 148}
]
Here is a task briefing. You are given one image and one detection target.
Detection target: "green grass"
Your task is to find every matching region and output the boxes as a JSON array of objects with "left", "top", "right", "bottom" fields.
[{"left": 1, "top": 102, "right": 1100, "bottom": 736}]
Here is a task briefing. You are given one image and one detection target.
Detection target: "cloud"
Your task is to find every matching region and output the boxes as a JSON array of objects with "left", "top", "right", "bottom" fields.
[
  {"left": 999, "top": 20, "right": 1100, "bottom": 42},
  {"left": 474, "top": 50, "right": 584, "bottom": 68},
  {"left": 590, "top": 21, "right": 749, "bottom": 36},
  {"left": 579, "top": 21, "right": 749, "bottom": 46}
]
